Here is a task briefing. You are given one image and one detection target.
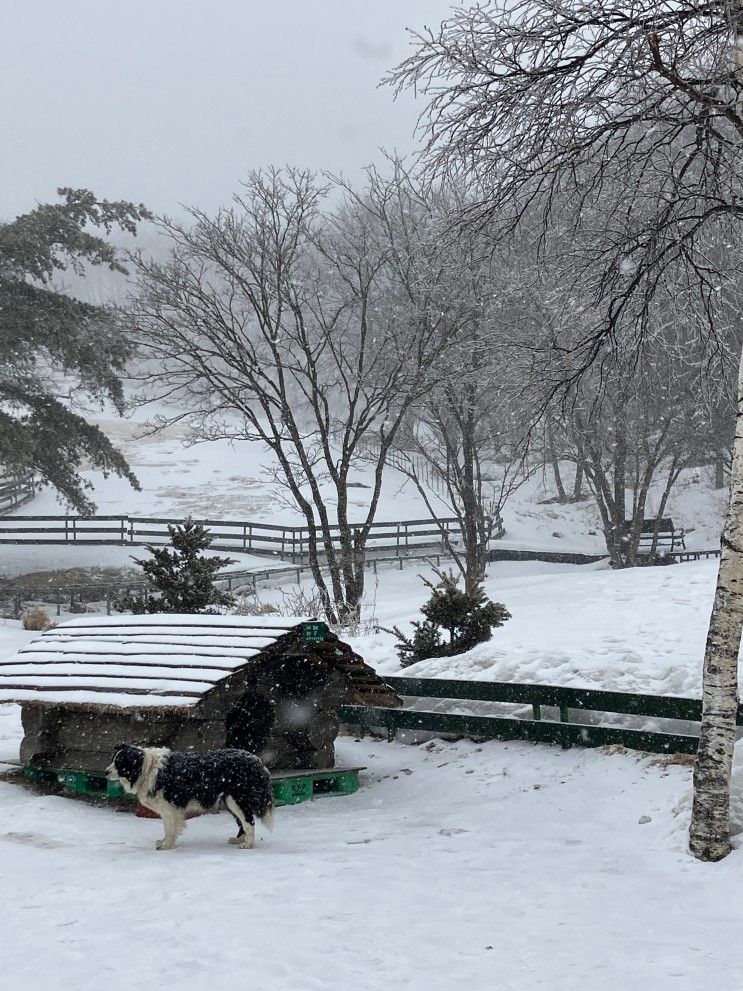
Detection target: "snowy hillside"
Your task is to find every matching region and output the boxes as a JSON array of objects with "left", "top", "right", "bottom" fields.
[
  {"left": 1, "top": 409, "right": 727, "bottom": 586},
  {"left": 351, "top": 558, "right": 719, "bottom": 698}
]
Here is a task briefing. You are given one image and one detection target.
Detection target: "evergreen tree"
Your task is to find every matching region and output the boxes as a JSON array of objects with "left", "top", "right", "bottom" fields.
[
  {"left": 116, "top": 520, "right": 236, "bottom": 614},
  {"left": 0, "top": 187, "right": 150, "bottom": 512},
  {"left": 392, "top": 567, "right": 510, "bottom": 667}
]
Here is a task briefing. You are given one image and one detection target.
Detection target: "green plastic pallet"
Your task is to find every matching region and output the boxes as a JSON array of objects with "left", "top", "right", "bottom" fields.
[
  {"left": 272, "top": 776, "right": 314, "bottom": 806},
  {"left": 23, "top": 767, "right": 125, "bottom": 798},
  {"left": 24, "top": 764, "right": 363, "bottom": 807},
  {"left": 271, "top": 768, "right": 361, "bottom": 806}
]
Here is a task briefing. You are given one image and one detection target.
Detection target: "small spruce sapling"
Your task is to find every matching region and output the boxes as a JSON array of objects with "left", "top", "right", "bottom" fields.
[
  {"left": 391, "top": 567, "right": 510, "bottom": 667},
  {"left": 115, "top": 519, "right": 235, "bottom": 614}
]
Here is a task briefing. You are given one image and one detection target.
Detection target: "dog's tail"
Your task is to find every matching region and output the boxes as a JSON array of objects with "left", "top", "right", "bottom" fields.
[
  {"left": 260, "top": 797, "right": 276, "bottom": 831},
  {"left": 259, "top": 770, "right": 276, "bottom": 830}
]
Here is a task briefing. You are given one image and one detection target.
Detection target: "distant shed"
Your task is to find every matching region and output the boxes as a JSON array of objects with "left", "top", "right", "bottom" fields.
[{"left": 0, "top": 614, "right": 399, "bottom": 775}]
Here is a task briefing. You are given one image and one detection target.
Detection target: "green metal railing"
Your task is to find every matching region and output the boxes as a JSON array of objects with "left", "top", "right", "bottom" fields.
[{"left": 339, "top": 676, "right": 732, "bottom": 756}]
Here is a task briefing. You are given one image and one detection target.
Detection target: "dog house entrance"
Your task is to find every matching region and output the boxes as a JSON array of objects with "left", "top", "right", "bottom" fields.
[{"left": 225, "top": 692, "right": 274, "bottom": 753}]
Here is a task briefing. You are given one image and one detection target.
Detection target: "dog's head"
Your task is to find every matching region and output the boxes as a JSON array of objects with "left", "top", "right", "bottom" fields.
[{"left": 106, "top": 743, "right": 145, "bottom": 793}]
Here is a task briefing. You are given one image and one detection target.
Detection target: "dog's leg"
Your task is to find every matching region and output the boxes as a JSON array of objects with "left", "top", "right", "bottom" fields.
[
  {"left": 227, "top": 810, "right": 245, "bottom": 846},
  {"left": 225, "top": 796, "right": 255, "bottom": 849},
  {"left": 156, "top": 808, "right": 185, "bottom": 850}
]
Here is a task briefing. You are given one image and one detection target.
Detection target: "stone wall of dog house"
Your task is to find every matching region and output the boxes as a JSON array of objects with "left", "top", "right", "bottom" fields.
[
  {"left": 18, "top": 697, "right": 340, "bottom": 774},
  {"left": 18, "top": 704, "right": 224, "bottom": 775}
]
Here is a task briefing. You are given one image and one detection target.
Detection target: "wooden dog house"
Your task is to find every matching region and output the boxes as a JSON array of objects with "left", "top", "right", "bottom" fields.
[{"left": 0, "top": 614, "right": 400, "bottom": 776}]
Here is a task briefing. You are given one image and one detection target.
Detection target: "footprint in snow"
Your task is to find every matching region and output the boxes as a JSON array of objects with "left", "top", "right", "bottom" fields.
[{"left": 3, "top": 830, "right": 65, "bottom": 849}]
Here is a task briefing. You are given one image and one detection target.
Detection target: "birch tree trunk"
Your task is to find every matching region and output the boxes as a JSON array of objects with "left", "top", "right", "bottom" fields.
[{"left": 689, "top": 342, "right": 743, "bottom": 861}]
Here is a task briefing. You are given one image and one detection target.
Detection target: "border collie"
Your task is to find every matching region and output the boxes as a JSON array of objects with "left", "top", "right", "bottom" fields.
[{"left": 106, "top": 744, "right": 275, "bottom": 851}]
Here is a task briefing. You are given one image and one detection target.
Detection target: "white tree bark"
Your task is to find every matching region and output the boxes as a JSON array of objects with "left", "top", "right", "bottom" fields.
[{"left": 689, "top": 341, "right": 743, "bottom": 861}]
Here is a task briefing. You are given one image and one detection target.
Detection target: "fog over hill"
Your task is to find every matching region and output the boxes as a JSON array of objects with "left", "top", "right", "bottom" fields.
[{"left": 0, "top": 1, "right": 455, "bottom": 219}]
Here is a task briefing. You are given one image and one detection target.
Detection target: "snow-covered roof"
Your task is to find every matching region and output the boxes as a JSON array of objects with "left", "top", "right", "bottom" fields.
[{"left": 0, "top": 614, "right": 301, "bottom": 708}]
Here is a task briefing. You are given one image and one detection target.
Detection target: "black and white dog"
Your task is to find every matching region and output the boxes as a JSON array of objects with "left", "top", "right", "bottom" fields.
[{"left": 107, "top": 744, "right": 275, "bottom": 851}]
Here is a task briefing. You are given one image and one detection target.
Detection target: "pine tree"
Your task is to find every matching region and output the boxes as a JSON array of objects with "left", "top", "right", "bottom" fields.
[
  {"left": 0, "top": 187, "right": 150, "bottom": 512},
  {"left": 391, "top": 567, "right": 510, "bottom": 666},
  {"left": 116, "top": 520, "right": 235, "bottom": 614}
]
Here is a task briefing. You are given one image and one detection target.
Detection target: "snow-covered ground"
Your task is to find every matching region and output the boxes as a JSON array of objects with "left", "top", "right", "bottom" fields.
[
  {"left": 2, "top": 405, "right": 739, "bottom": 989},
  {"left": 1, "top": 410, "right": 728, "bottom": 585},
  {"left": 349, "top": 558, "right": 720, "bottom": 698},
  {"left": 0, "top": 557, "right": 725, "bottom": 703},
  {"left": 0, "top": 442, "right": 740, "bottom": 989},
  {"left": 2, "top": 734, "right": 743, "bottom": 991},
  {"left": 0, "top": 557, "right": 720, "bottom": 767},
  {"left": 0, "top": 542, "right": 292, "bottom": 584},
  {"left": 0, "top": 620, "right": 34, "bottom": 765}
]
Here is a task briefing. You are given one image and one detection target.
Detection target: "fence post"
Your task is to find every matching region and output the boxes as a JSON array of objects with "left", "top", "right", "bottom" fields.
[{"left": 106, "top": 588, "right": 112, "bottom": 616}]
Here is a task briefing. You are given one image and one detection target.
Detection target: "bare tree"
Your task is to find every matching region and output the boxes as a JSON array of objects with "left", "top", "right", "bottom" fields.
[
  {"left": 391, "top": 1, "right": 743, "bottom": 859},
  {"left": 553, "top": 333, "right": 732, "bottom": 565},
  {"left": 375, "top": 189, "right": 531, "bottom": 593},
  {"left": 133, "top": 168, "right": 453, "bottom": 625},
  {"left": 395, "top": 377, "right": 528, "bottom": 593}
]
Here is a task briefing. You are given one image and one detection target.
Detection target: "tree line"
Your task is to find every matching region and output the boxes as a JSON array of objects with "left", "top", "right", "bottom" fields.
[{"left": 2, "top": 165, "right": 732, "bottom": 612}]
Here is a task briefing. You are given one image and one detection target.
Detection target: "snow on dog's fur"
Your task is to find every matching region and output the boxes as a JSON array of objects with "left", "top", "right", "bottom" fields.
[{"left": 106, "top": 744, "right": 275, "bottom": 850}]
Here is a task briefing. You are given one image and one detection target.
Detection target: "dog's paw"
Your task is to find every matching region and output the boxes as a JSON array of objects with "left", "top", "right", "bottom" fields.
[
  {"left": 156, "top": 839, "right": 175, "bottom": 851},
  {"left": 237, "top": 839, "right": 254, "bottom": 850},
  {"left": 228, "top": 836, "right": 242, "bottom": 845}
]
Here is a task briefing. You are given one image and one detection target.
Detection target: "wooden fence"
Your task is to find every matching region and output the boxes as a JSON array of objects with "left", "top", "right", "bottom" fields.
[
  {"left": 0, "top": 514, "right": 462, "bottom": 563},
  {"left": 339, "top": 675, "right": 729, "bottom": 755},
  {"left": 0, "top": 478, "right": 36, "bottom": 515},
  {"left": 0, "top": 549, "right": 456, "bottom": 618},
  {"left": 354, "top": 437, "right": 449, "bottom": 497}
]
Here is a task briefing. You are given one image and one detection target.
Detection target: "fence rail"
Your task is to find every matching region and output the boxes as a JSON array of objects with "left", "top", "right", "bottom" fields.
[
  {"left": 0, "top": 514, "right": 463, "bottom": 563},
  {"left": 0, "top": 478, "right": 36, "bottom": 516},
  {"left": 339, "top": 675, "right": 731, "bottom": 755},
  {"left": 0, "top": 550, "right": 454, "bottom": 618}
]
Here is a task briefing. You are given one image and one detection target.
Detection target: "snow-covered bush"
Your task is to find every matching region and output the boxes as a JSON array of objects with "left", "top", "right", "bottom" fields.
[
  {"left": 390, "top": 567, "right": 510, "bottom": 667},
  {"left": 115, "top": 519, "right": 234, "bottom": 614}
]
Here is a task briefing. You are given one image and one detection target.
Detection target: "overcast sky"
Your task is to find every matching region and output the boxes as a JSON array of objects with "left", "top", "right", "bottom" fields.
[{"left": 0, "top": 1, "right": 456, "bottom": 220}]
